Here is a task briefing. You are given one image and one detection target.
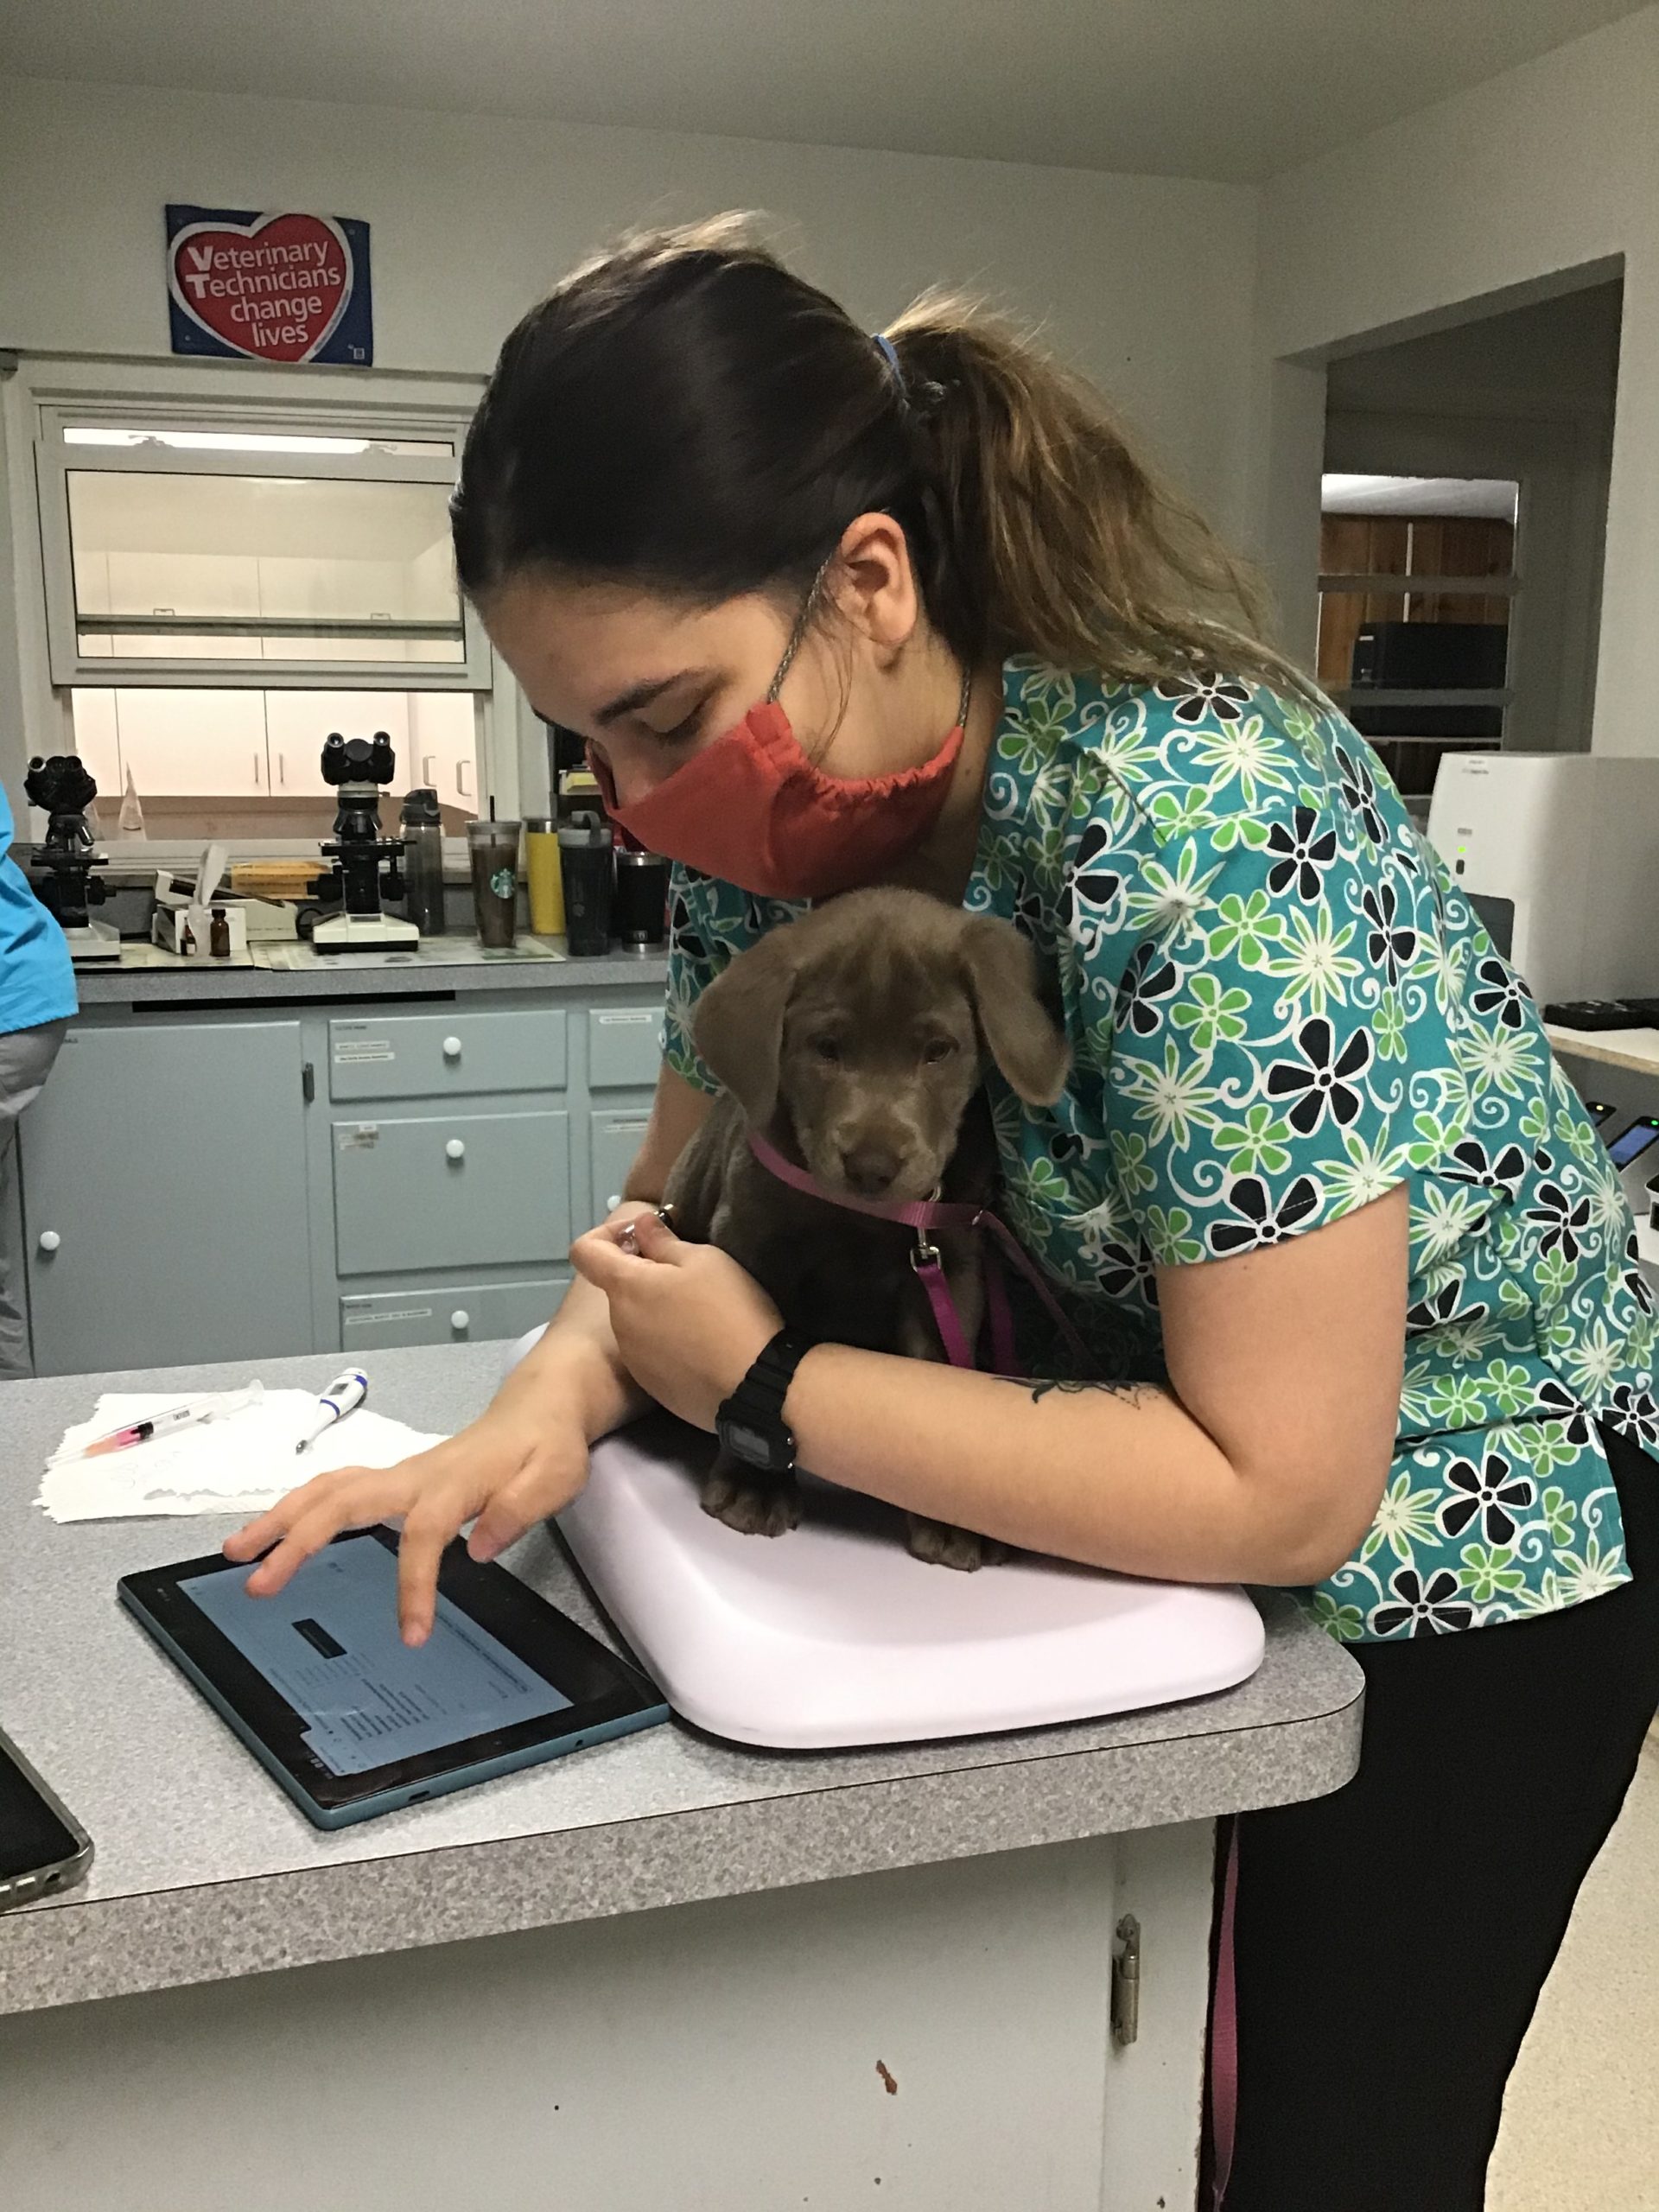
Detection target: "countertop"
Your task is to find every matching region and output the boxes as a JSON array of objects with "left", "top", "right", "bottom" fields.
[
  {"left": 1546, "top": 1023, "right": 1659, "bottom": 1080},
  {"left": 0, "top": 1344, "right": 1363, "bottom": 2018},
  {"left": 74, "top": 940, "right": 671, "bottom": 1007}
]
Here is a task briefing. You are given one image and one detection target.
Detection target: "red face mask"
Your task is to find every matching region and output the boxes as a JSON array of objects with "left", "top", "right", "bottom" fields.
[{"left": 588, "top": 614, "right": 970, "bottom": 900}]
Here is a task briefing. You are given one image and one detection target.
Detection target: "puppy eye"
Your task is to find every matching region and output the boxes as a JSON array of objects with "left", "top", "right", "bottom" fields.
[
  {"left": 923, "top": 1039, "right": 957, "bottom": 1065},
  {"left": 810, "top": 1037, "right": 842, "bottom": 1065}
]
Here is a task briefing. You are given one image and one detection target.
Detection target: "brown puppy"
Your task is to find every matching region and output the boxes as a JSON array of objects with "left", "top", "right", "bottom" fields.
[{"left": 664, "top": 887, "right": 1070, "bottom": 1568}]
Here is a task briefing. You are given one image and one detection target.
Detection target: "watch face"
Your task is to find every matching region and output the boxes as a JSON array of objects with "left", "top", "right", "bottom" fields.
[{"left": 725, "top": 1420, "right": 776, "bottom": 1469}]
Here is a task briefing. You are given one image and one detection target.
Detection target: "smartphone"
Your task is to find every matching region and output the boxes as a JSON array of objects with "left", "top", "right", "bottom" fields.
[
  {"left": 1606, "top": 1116, "right": 1659, "bottom": 1172},
  {"left": 0, "top": 1724, "right": 92, "bottom": 1910}
]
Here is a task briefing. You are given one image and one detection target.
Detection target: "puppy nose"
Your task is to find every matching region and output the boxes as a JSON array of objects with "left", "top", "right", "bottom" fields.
[{"left": 842, "top": 1143, "right": 901, "bottom": 1198}]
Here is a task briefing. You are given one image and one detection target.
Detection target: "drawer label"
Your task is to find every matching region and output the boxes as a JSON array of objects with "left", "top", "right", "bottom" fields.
[
  {"left": 334, "top": 1039, "right": 396, "bottom": 1065},
  {"left": 337, "top": 1124, "right": 380, "bottom": 1150},
  {"left": 346, "top": 1306, "right": 435, "bottom": 1327}
]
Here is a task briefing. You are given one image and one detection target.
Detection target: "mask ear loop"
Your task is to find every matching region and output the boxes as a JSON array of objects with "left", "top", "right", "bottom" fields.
[{"left": 766, "top": 550, "right": 973, "bottom": 731}]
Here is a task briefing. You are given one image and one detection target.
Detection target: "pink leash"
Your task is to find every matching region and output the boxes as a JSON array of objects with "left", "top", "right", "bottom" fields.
[
  {"left": 1210, "top": 1816, "right": 1239, "bottom": 2207},
  {"left": 747, "top": 1131, "right": 1090, "bottom": 1378}
]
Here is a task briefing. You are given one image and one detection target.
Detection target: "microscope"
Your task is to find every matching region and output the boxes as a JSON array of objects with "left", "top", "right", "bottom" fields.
[
  {"left": 22, "top": 753, "right": 120, "bottom": 965},
  {"left": 310, "top": 730, "right": 420, "bottom": 954}
]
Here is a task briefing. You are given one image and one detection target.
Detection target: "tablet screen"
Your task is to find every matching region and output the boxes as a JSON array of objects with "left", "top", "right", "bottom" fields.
[{"left": 179, "top": 1535, "right": 572, "bottom": 1777}]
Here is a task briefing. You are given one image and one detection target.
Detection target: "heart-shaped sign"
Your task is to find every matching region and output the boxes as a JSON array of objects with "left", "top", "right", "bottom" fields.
[{"left": 168, "top": 212, "right": 354, "bottom": 365}]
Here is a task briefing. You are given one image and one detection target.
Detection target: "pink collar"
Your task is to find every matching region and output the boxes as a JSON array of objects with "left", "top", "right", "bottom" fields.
[{"left": 746, "top": 1129, "right": 1090, "bottom": 1377}]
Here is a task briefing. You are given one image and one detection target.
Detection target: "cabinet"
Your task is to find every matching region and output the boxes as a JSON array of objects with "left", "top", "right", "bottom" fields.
[
  {"left": 20, "top": 981, "right": 665, "bottom": 1374},
  {"left": 22, "top": 1021, "right": 312, "bottom": 1374}
]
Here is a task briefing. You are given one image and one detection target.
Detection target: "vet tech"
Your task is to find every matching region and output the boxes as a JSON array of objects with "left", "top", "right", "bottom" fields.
[{"left": 228, "top": 218, "right": 1659, "bottom": 2210}]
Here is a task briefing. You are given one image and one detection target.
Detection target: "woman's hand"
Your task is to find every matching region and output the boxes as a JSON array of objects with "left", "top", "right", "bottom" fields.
[
  {"left": 569, "top": 1211, "right": 781, "bottom": 1430},
  {"left": 222, "top": 1414, "right": 589, "bottom": 1646}
]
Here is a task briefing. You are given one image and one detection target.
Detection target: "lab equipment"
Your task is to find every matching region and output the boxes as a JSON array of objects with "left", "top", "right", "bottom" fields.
[
  {"left": 613, "top": 847, "right": 669, "bottom": 951},
  {"left": 1606, "top": 1116, "right": 1659, "bottom": 1172},
  {"left": 467, "top": 816, "right": 522, "bottom": 948},
  {"left": 557, "top": 1415, "right": 1265, "bottom": 1750},
  {"left": 48, "top": 1382, "right": 264, "bottom": 1465},
  {"left": 0, "top": 1721, "right": 92, "bottom": 1909},
  {"left": 311, "top": 732, "right": 419, "bottom": 955},
  {"left": 558, "top": 813, "right": 613, "bottom": 956},
  {"left": 1426, "top": 753, "right": 1659, "bottom": 1004},
  {"left": 118, "top": 1529, "right": 669, "bottom": 1828},
  {"left": 296, "top": 1368, "right": 368, "bottom": 1456},
  {"left": 524, "top": 816, "right": 565, "bottom": 937},
  {"left": 398, "top": 786, "right": 446, "bottom": 938},
  {"left": 22, "top": 753, "right": 118, "bottom": 966}
]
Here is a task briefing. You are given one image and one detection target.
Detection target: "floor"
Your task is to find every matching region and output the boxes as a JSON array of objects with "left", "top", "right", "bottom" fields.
[{"left": 1488, "top": 1728, "right": 1659, "bottom": 2209}]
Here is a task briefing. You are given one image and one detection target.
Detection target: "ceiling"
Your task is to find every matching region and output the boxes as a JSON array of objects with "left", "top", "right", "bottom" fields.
[{"left": 0, "top": 0, "right": 1649, "bottom": 183}]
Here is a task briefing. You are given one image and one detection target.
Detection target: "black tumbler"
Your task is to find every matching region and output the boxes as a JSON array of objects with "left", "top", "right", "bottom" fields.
[
  {"left": 613, "top": 849, "right": 669, "bottom": 951},
  {"left": 558, "top": 813, "right": 614, "bottom": 957}
]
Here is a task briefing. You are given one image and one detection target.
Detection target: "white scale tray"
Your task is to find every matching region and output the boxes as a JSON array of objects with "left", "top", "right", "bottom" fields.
[{"left": 557, "top": 1419, "right": 1266, "bottom": 1751}]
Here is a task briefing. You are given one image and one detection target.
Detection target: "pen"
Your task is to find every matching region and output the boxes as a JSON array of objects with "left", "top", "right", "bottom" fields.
[{"left": 296, "top": 1370, "right": 369, "bottom": 1456}]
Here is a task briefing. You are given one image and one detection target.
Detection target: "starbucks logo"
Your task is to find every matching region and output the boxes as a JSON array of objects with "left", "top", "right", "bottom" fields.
[{"left": 489, "top": 868, "right": 515, "bottom": 899}]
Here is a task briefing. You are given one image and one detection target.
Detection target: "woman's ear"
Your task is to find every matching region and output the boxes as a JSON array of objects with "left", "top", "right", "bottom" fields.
[
  {"left": 690, "top": 930, "right": 800, "bottom": 1126},
  {"left": 831, "top": 511, "right": 921, "bottom": 653},
  {"left": 958, "top": 916, "right": 1071, "bottom": 1106}
]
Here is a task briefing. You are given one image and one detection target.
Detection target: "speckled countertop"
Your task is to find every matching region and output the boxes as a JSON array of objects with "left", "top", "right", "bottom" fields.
[{"left": 0, "top": 1345, "right": 1363, "bottom": 2018}]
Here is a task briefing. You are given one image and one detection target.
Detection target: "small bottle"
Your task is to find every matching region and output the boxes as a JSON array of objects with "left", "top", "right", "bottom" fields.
[
  {"left": 209, "top": 905, "right": 231, "bottom": 959},
  {"left": 180, "top": 918, "right": 197, "bottom": 958}
]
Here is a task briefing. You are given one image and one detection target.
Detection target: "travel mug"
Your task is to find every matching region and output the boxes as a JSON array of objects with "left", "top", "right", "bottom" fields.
[
  {"left": 400, "top": 787, "right": 446, "bottom": 938},
  {"left": 558, "top": 814, "right": 613, "bottom": 957},
  {"left": 467, "top": 817, "right": 522, "bottom": 948},
  {"left": 524, "top": 816, "right": 565, "bottom": 938},
  {"left": 613, "top": 848, "right": 669, "bottom": 951}
]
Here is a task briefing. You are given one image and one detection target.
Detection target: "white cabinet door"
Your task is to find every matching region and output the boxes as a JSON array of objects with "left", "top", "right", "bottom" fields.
[
  {"left": 408, "top": 693, "right": 477, "bottom": 810},
  {"left": 262, "top": 691, "right": 412, "bottom": 798},
  {"left": 111, "top": 689, "right": 268, "bottom": 796},
  {"left": 68, "top": 690, "right": 124, "bottom": 799}
]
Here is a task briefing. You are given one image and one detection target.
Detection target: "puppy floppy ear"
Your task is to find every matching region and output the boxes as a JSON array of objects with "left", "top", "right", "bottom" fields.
[
  {"left": 690, "top": 930, "right": 801, "bottom": 1127},
  {"left": 958, "top": 916, "right": 1071, "bottom": 1106}
]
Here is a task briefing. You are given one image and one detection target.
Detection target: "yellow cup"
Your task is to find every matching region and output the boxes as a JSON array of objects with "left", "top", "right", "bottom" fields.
[{"left": 525, "top": 820, "right": 566, "bottom": 938}]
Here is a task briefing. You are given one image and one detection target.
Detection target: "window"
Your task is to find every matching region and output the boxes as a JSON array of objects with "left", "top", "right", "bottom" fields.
[{"left": 22, "top": 385, "right": 506, "bottom": 846}]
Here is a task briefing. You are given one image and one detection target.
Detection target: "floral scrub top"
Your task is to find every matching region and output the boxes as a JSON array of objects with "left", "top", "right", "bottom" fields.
[{"left": 663, "top": 657, "right": 1659, "bottom": 1643}]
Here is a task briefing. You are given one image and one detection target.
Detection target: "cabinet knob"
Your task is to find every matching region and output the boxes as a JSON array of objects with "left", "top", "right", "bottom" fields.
[
  {"left": 450, "top": 1309, "right": 471, "bottom": 1333},
  {"left": 445, "top": 1138, "right": 466, "bottom": 1162},
  {"left": 442, "top": 1035, "right": 461, "bottom": 1060},
  {"left": 37, "top": 1230, "right": 60, "bottom": 1254}
]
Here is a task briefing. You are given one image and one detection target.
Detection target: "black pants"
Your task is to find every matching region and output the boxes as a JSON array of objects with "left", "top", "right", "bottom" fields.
[{"left": 1224, "top": 1425, "right": 1659, "bottom": 2211}]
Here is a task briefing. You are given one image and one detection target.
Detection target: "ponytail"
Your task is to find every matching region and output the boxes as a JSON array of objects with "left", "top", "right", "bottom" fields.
[
  {"left": 885, "top": 295, "right": 1306, "bottom": 694},
  {"left": 456, "top": 219, "right": 1306, "bottom": 699}
]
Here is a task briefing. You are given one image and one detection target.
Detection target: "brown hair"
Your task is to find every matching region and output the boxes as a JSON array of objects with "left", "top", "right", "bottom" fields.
[{"left": 454, "top": 215, "right": 1305, "bottom": 696}]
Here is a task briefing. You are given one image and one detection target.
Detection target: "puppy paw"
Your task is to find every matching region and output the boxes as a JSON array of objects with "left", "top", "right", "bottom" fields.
[
  {"left": 702, "top": 1465, "right": 803, "bottom": 1537},
  {"left": 906, "top": 1515, "right": 1007, "bottom": 1572}
]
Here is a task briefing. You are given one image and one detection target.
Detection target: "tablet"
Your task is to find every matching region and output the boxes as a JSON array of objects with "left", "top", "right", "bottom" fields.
[{"left": 118, "top": 1529, "right": 669, "bottom": 1829}]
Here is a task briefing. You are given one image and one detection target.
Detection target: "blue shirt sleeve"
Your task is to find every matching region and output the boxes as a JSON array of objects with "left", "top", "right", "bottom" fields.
[{"left": 0, "top": 784, "right": 77, "bottom": 1033}]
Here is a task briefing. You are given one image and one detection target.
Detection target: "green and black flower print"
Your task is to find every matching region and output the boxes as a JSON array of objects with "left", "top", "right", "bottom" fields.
[{"left": 663, "top": 658, "right": 1659, "bottom": 1642}]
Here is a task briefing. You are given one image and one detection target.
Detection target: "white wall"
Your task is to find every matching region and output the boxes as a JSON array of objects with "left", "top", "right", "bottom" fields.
[
  {"left": 0, "top": 75, "right": 1258, "bottom": 531},
  {"left": 1251, "top": 3, "right": 1659, "bottom": 755}
]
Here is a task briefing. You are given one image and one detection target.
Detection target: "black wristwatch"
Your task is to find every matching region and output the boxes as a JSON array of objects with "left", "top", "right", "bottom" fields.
[{"left": 715, "top": 1330, "right": 815, "bottom": 1473}]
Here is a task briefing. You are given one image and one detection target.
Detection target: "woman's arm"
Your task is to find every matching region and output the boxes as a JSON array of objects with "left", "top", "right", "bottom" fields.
[
  {"left": 575, "top": 1182, "right": 1408, "bottom": 1586},
  {"left": 490, "top": 1060, "right": 715, "bottom": 1442}
]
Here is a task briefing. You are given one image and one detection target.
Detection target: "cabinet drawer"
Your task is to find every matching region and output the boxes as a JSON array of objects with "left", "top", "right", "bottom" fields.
[
  {"left": 588, "top": 1109, "right": 652, "bottom": 1227},
  {"left": 333, "top": 1109, "right": 570, "bottom": 1274},
  {"left": 329, "top": 1010, "right": 567, "bottom": 1101},
  {"left": 587, "top": 1004, "right": 662, "bottom": 1088},
  {"left": 340, "top": 1276, "right": 570, "bottom": 1351}
]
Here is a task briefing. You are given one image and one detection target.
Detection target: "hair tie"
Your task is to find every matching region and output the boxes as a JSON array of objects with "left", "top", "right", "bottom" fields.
[{"left": 872, "top": 332, "right": 903, "bottom": 385}]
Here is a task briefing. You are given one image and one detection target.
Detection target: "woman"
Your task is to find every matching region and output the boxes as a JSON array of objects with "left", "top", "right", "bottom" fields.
[{"left": 228, "top": 220, "right": 1659, "bottom": 2209}]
